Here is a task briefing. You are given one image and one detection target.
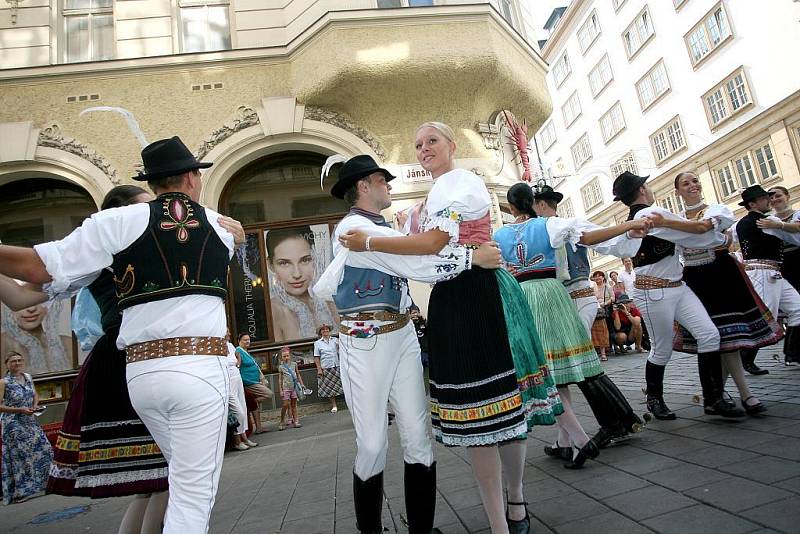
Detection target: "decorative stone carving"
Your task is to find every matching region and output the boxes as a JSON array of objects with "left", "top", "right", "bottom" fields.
[
  {"left": 37, "top": 124, "right": 120, "bottom": 184},
  {"left": 476, "top": 122, "right": 502, "bottom": 151},
  {"left": 304, "top": 106, "right": 387, "bottom": 160},
  {"left": 195, "top": 105, "right": 260, "bottom": 160}
]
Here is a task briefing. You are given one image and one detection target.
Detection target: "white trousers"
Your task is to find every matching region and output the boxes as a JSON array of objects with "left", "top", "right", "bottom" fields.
[
  {"left": 574, "top": 295, "right": 598, "bottom": 338},
  {"left": 127, "top": 355, "right": 230, "bottom": 534},
  {"left": 339, "top": 321, "right": 434, "bottom": 480},
  {"left": 227, "top": 366, "right": 248, "bottom": 435},
  {"left": 632, "top": 284, "right": 720, "bottom": 366},
  {"left": 745, "top": 268, "right": 800, "bottom": 327}
]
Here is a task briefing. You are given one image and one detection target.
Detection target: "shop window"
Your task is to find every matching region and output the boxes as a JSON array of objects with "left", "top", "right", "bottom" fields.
[
  {"left": 222, "top": 152, "right": 347, "bottom": 362},
  {"left": 180, "top": 1, "right": 232, "bottom": 53},
  {"left": 63, "top": 0, "right": 114, "bottom": 63}
]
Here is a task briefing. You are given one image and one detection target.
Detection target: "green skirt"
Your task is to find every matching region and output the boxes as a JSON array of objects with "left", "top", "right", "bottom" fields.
[
  {"left": 519, "top": 278, "right": 603, "bottom": 386},
  {"left": 496, "top": 269, "right": 563, "bottom": 429}
]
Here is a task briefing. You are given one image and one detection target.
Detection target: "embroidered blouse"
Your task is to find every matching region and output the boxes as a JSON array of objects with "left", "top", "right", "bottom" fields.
[
  {"left": 678, "top": 204, "right": 735, "bottom": 267},
  {"left": 422, "top": 169, "right": 492, "bottom": 245}
]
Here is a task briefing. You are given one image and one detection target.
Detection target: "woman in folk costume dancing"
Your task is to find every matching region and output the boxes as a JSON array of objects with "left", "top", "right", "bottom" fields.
[
  {"left": 671, "top": 172, "right": 782, "bottom": 415},
  {"left": 339, "top": 121, "right": 562, "bottom": 534},
  {"left": 495, "top": 183, "right": 649, "bottom": 464}
]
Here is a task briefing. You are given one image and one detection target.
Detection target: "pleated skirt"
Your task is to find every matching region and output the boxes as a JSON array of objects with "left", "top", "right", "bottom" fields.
[
  {"left": 427, "top": 268, "right": 561, "bottom": 447},
  {"left": 519, "top": 278, "right": 603, "bottom": 386},
  {"left": 674, "top": 252, "right": 784, "bottom": 353},
  {"left": 47, "top": 330, "right": 168, "bottom": 498}
]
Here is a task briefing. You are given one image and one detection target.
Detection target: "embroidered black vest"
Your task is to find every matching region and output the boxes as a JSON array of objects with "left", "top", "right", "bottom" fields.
[
  {"left": 564, "top": 243, "right": 591, "bottom": 285},
  {"left": 111, "top": 193, "right": 229, "bottom": 310},
  {"left": 627, "top": 204, "right": 675, "bottom": 268},
  {"left": 736, "top": 211, "right": 783, "bottom": 262},
  {"left": 88, "top": 269, "right": 122, "bottom": 333}
]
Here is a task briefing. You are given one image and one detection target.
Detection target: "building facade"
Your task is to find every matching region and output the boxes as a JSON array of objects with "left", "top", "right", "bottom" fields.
[
  {"left": 0, "top": 1, "right": 551, "bottom": 413},
  {"left": 533, "top": 0, "right": 800, "bottom": 272}
]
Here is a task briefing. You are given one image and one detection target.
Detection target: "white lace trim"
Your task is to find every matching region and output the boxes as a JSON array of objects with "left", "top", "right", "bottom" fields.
[
  {"left": 430, "top": 368, "right": 516, "bottom": 390},
  {"left": 433, "top": 421, "right": 528, "bottom": 447},
  {"left": 421, "top": 216, "right": 461, "bottom": 245},
  {"left": 74, "top": 467, "right": 168, "bottom": 488}
]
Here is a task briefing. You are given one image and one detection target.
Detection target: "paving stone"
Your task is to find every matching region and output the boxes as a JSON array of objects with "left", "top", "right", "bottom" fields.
[
  {"left": 683, "top": 476, "right": 793, "bottom": 512},
  {"left": 603, "top": 484, "right": 697, "bottom": 520},
  {"left": 453, "top": 504, "right": 491, "bottom": 532},
  {"left": 740, "top": 496, "right": 800, "bottom": 533},
  {"left": 642, "top": 503, "right": 759, "bottom": 534},
  {"left": 608, "top": 450, "right": 685, "bottom": 476},
  {"left": 717, "top": 455, "right": 800, "bottom": 484},
  {"left": 642, "top": 464, "right": 731, "bottom": 492},
  {"left": 445, "top": 486, "right": 484, "bottom": 511},
  {"left": 553, "top": 510, "right": 652, "bottom": 534},
  {"left": 640, "top": 436, "right": 710, "bottom": 456},
  {"left": 679, "top": 445, "right": 760, "bottom": 468},
  {"left": 774, "top": 475, "right": 800, "bottom": 494},
  {"left": 529, "top": 492, "right": 610, "bottom": 527},
  {"left": 570, "top": 470, "right": 651, "bottom": 499}
]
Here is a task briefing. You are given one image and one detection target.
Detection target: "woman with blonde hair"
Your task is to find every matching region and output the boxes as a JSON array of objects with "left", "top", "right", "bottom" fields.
[{"left": 339, "top": 121, "right": 561, "bottom": 533}]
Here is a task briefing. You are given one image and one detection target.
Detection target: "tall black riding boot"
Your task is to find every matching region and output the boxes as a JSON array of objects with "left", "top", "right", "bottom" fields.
[
  {"left": 698, "top": 352, "right": 744, "bottom": 418},
  {"left": 578, "top": 376, "right": 629, "bottom": 448},
  {"left": 740, "top": 348, "right": 768, "bottom": 375},
  {"left": 404, "top": 462, "right": 436, "bottom": 534},
  {"left": 784, "top": 326, "right": 800, "bottom": 364},
  {"left": 596, "top": 374, "right": 643, "bottom": 432},
  {"left": 645, "top": 361, "right": 675, "bottom": 420},
  {"left": 353, "top": 471, "right": 384, "bottom": 533}
]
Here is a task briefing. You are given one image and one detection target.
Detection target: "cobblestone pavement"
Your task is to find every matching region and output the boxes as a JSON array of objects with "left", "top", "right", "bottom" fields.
[{"left": 2, "top": 348, "right": 799, "bottom": 533}]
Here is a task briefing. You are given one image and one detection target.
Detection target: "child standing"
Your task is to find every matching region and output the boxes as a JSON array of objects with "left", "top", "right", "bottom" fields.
[{"left": 278, "top": 347, "right": 305, "bottom": 430}]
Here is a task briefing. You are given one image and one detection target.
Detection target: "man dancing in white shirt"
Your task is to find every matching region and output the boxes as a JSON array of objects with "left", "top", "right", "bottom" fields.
[{"left": 612, "top": 171, "right": 744, "bottom": 420}]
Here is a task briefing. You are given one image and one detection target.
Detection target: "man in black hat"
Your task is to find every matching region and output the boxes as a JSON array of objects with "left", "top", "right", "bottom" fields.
[
  {"left": 530, "top": 183, "right": 650, "bottom": 447},
  {"left": 612, "top": 171, "right": 744, "bottom": 420},
  {"left": 0, "top": 136, "right": 244, "bottom": 533},
  {"left": 314, "top": 154, "right": 501, "bottom": 534},
  {"left": 735, "top": 185, "right": 800, "bottom": 368}
]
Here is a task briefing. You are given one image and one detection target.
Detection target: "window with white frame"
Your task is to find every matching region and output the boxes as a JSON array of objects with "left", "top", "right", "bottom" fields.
[
  {"left": 553, "top": 52, "right": 571, "bottom": 87},
  {"left": 562, "top": 91, "right": 582, "bottom": 127},
  {"left": 649, "top": 116, "right": 686, "bottom": 164},
  {"left": 558, "top": 198, "right": 575, "bottom": 218},
  {"left": 180, "top": 1, "right": 232, "bottom": 53},
  {"left": 63, "top": 0, "right": 114, "bottom": 63},
  {"left": 732, "top": 153, "right": 758, "bottom": 188},
  {"left": 636, "top": 59, "right": 670, "bottom": 110},
  {"left": 613, "top": 0, "right": 627, "bottom": 12},
  {"left": 571, "top": 134, "right": 593, "bottom": 170},
  {"left": 599, "top": 102, "right": 625, "bottom": 143},
  {"left": 657, "top": 192, "right": 686, "bottom": 214},
  {"left": 581, "top": 178, "right": 603, "bottom": 211},
  {"left": 715, "top": 164, "right": 737, "bottom": 198},
  {"left": 753, "top": 142, "right": 779, "bottom": 181},
  {"left": 623, "top": 7, "right": 654, "bottom": 59},
  {"left": 493, "top": 0, "right": 517, "bottom": 27},
  {"left": 685, "top": 3, "right": 731, "bottom": 66},
  {"left": 703, "top": 68, "right": 753, "bottom": 128},
  {"left": 578, "top": 10, "right": 601, "bottom": 54},
  {"left": 539, "top": 121, "right": 557, "bottom": 151},
  {"left": 588, "top": 55, "right": 613, "bottom": 97},
  {"left": 610, "top": 152, "right": 639, "bottom": 179}
]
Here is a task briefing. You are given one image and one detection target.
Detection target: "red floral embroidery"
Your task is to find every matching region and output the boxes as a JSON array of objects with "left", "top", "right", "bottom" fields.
[{"left": 159, "top": 197, "right": 199, "bottom": 243}]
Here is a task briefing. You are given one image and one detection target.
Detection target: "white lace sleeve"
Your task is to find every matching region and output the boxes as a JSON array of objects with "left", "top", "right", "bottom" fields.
[
  {"left": 545, "top": 217, "right": 596, "bottom": 251},
  {"left": 423, "top": 169, "right": 491, "bottom": 244},
  {"left": 701, "top": 204, "right": 735, "bottom": 232}
]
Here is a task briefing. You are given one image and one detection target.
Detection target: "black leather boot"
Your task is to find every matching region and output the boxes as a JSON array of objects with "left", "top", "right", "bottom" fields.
[
  {"left": 741, "top": 348, "right": 769, "bottom": 375},
  {"left": 784, "top": 326, "right": 800, "bottom": 365},
  {"left": 698, "top": 352, "right": 744, "bottom": 418},
  {"left": 353, "top": 471, "right": 384, "bottom": 533},
  {"left": 595, "top": 374, "right": 642, "bottom": 433},
  {"left": 577, "top": 376, "right": 624, "bottom": 448},
  {"left": 404, "top": 462, "right": 437, "bottom": 534},
  {"left": 645, "top": 361, "right": 675, "bottom": 420}
]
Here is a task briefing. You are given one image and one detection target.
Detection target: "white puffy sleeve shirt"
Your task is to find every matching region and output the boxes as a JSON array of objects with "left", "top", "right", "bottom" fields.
[{"left": 34, "top": 202, "right": 235, "bottom": 349}]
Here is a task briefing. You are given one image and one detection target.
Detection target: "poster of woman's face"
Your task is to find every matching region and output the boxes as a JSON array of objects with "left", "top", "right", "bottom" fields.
[
  {"left": 1, "top": 299, "right": 74, "bottom": 377},
  {"left": 265, "top": 223, "right": 338, "bottom": 342}
]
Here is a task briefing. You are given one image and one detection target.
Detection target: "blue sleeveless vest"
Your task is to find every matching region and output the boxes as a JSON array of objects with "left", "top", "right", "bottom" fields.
[
  {"left": 494, "top": 218, "right": 557, "bottom": 274},
  {"left": 565, "top": 244, "right": 591, "bottom": 285},
  {"left": 333, "top": 210, "right": 404, "bottom": 315}
]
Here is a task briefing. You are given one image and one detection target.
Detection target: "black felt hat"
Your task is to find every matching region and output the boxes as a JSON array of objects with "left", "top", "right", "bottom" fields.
[
  {"left": 612, "top": 171, "right": 649, "bottom": 202},
  {"left": 330, "top": 155, "right": 395, "bottom": 199},
  {"left": 532, "top": 183, "right": 564, "bottom": 203},
  {"left": 738, "top": 185, "right": 770, "bottom": 207},
  {"left": 133, "top": 136, "right": 212, "bottom": 181}
]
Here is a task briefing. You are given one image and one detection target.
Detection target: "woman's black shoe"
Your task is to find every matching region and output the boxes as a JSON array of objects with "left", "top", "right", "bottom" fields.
[
  {"left": 564, "top": 440, "right": 599, "bottom": 469},
  {"left": 544, "top": 441, "right": 572, "bottom": 460},
  {"left": 506, "top": 501, "right": 530, "bottom": 534},
  {"left": 742, "top": 396, "right": 767, "bottom": 416},
  {"left": 704, "top": 398, "right": 745, "bottom": 418},
  {"left": 743, "top": 363, "right": 769, "bottom": 375}
]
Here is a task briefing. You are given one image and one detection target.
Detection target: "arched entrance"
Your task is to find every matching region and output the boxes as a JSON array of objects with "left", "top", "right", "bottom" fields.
[
  {"left": 0, "top": 177, "right": 96, "bottom": 400},
  {"left": 221, "top": 150, "right": 346, "bottom": 371}
]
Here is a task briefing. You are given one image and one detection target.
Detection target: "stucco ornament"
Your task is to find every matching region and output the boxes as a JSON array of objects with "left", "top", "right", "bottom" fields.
[
  {"left": 37, "top": 124, "right": 120, "bottom": 184},
  {"left": 195, "top": 105, "right": 260, "bottom": 160},
  {"left": 304, "top": 106, "right": 387, "bottom": 160}
]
